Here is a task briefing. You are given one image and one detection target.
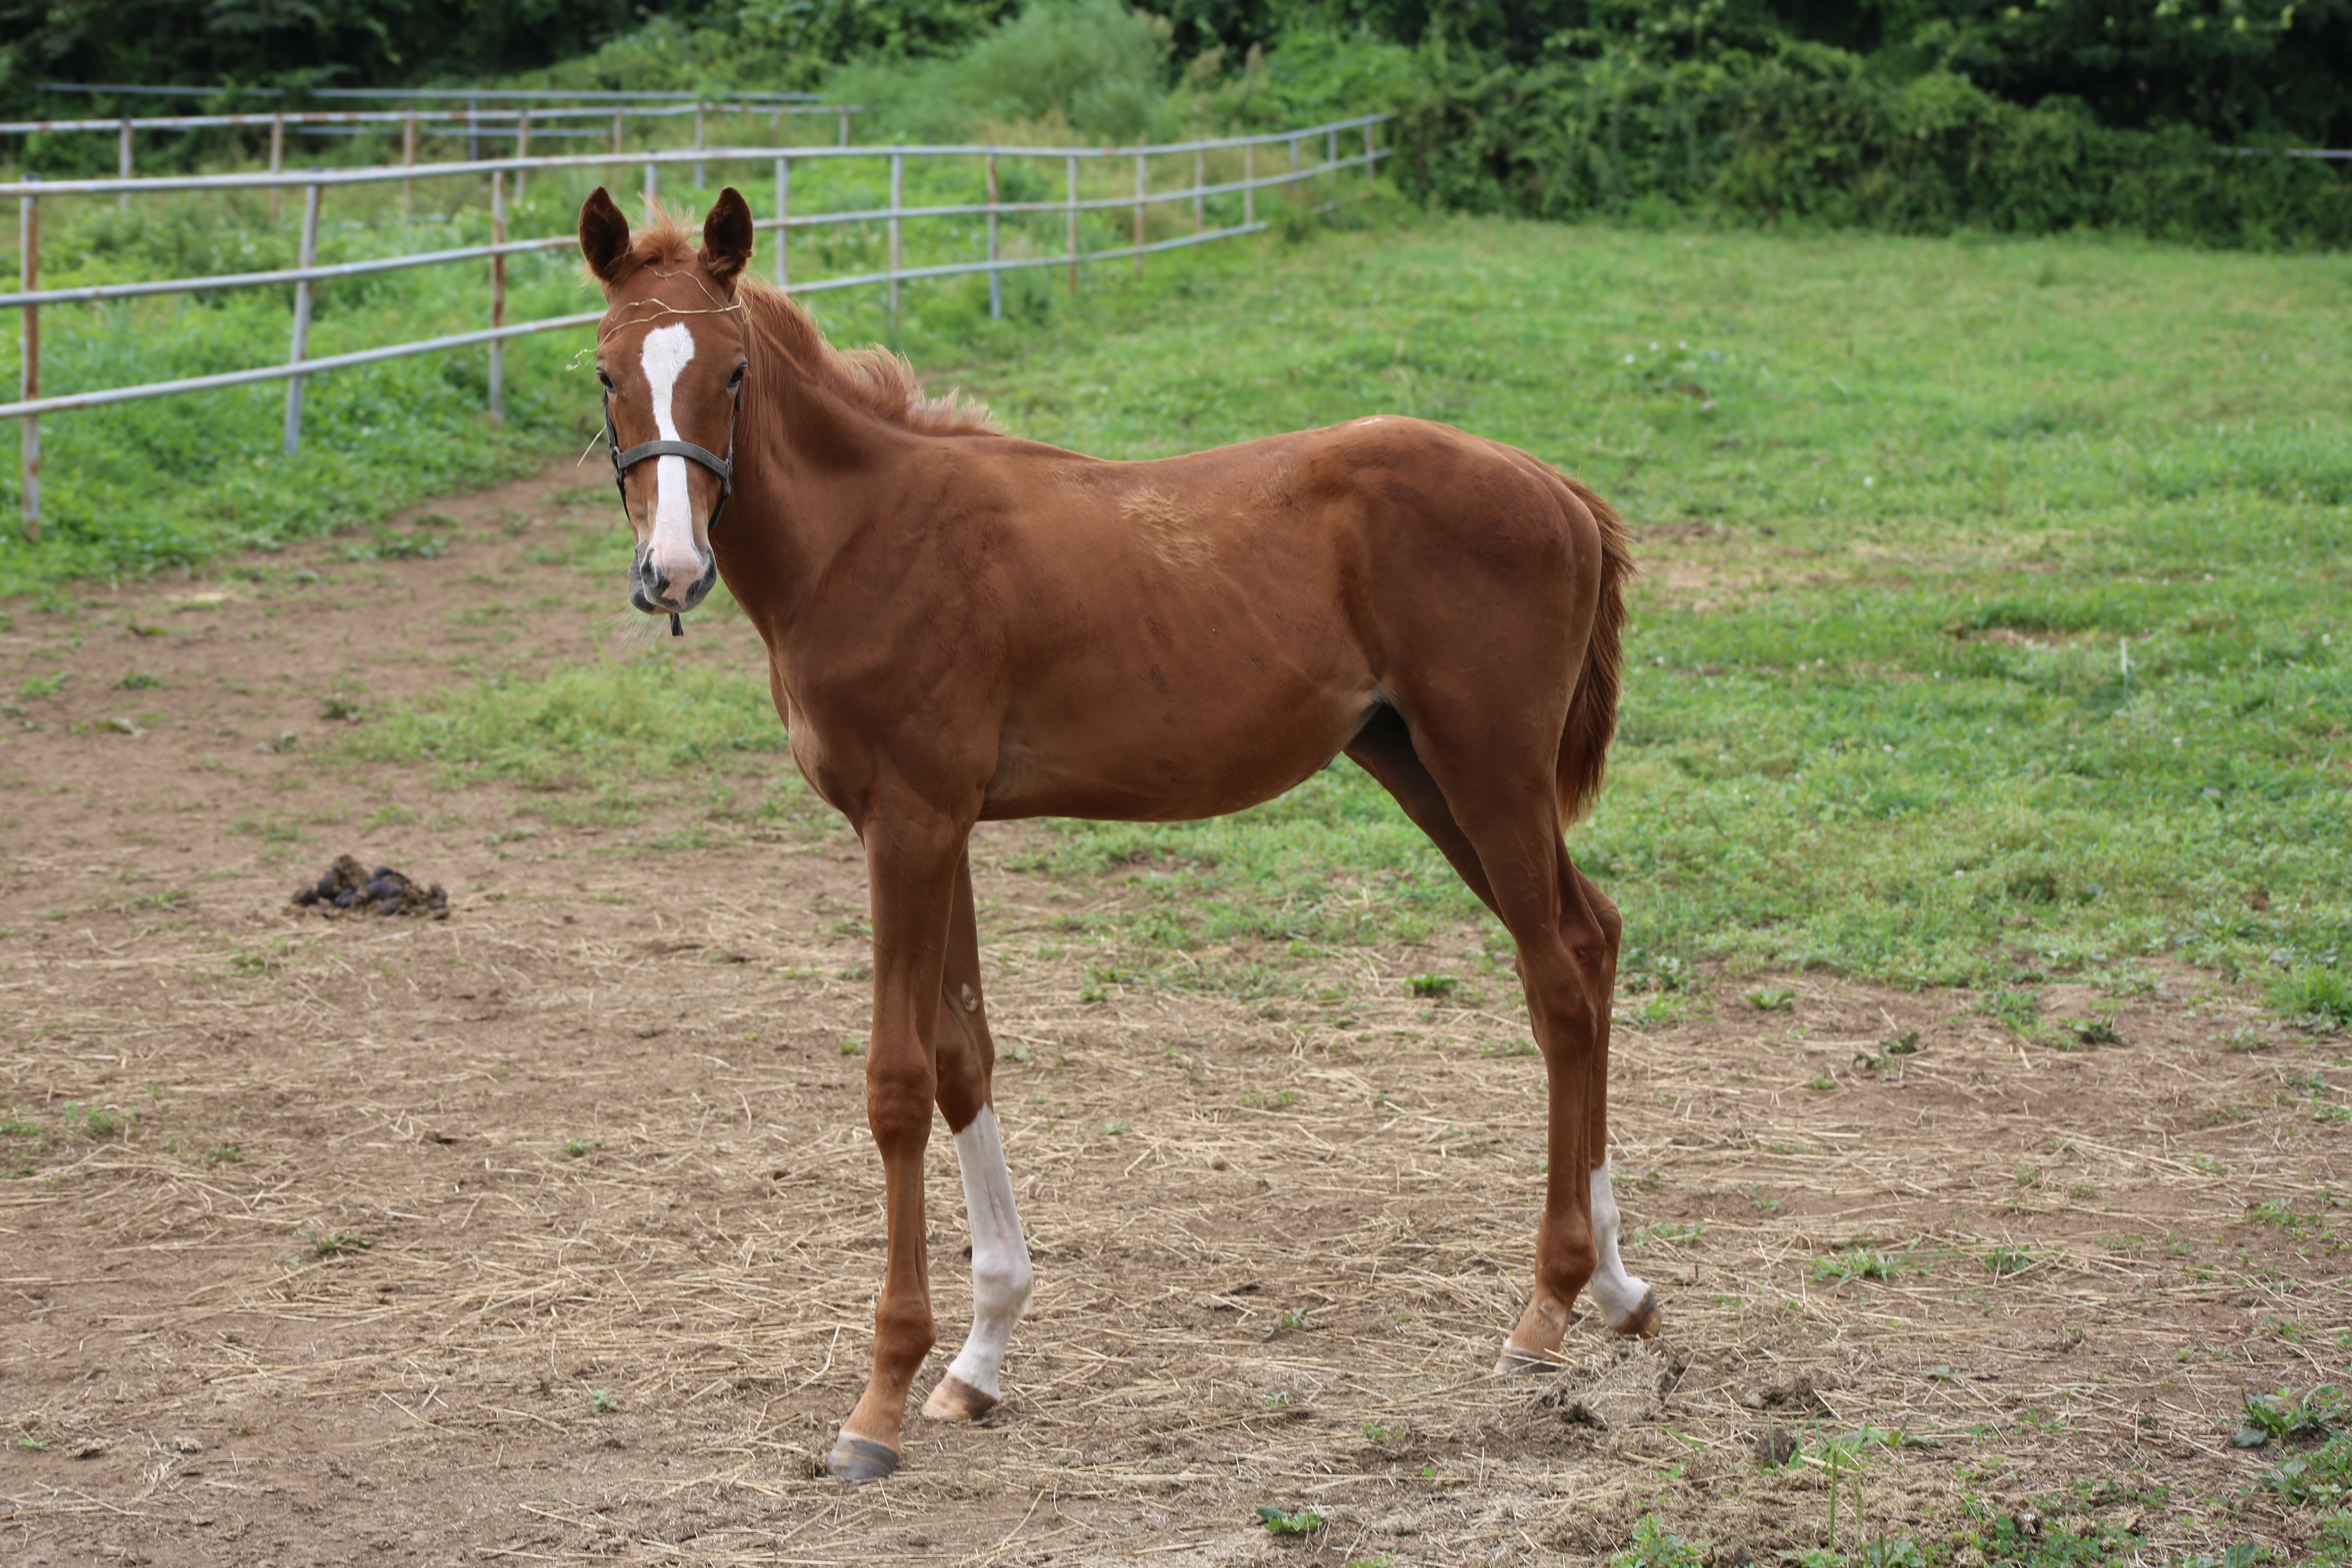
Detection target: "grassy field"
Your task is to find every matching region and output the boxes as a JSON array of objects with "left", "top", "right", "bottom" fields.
[
  {"left": 346, "top": 209, "right": 2351, "bottom": 1030},
  {"left": 5, "top": 204, "right": 2351, "bottom": 1566}
]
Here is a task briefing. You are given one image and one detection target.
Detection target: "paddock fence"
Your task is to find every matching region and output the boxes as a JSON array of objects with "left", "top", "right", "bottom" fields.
[
  {"left": 5, "top": 96, "right": 865, "bottom": 199},
  {"left": 0, "top": 113, "right": 1390, "bottom": 541}
]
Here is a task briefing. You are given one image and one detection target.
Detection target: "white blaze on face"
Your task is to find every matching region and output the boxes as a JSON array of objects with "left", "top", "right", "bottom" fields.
[
  {"left": 1587, "top": 1162, "right": 1651, "bottom": 1330},
  {"left": 943, "top": 1106, "right": 1035, "bottom": 1400},
  {"left": 637, "top": 321, "right": 704, "bottom": 602}
]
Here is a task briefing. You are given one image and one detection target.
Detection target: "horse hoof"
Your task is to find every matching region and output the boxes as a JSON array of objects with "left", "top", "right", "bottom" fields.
[
  {"left": 1610, "top": 1290, "right": 1662, "bottom": 1339},
  {"left": 921, "top": 1373, "right": 999, "bottom": 1422},
  {"left": 1493, "top": 1343, "right": 1556, "bottom": 1376},
  {"left": 824, "top": 1433, "right": 901, "bottom": 1483}
]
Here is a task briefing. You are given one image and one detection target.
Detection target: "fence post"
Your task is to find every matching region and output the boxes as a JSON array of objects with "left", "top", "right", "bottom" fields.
[
  {"left": 1065, "top": 154, "right": 1078, "bottom": 297},
  {"left": 1132, "top": 150, "right": 1146, "bottom": 278},
  {"left": 269, "top": 115, "right": 285, "bottom": 222},
  {"left": 466, "top": 95, "right": 481, "bottom": 163},
  {"left": 644, "top": 159, "right": 658, "bottom": 210},
  {"left": 1244, "top": 141, "right": 1254, "bottom": 226},
  {"left": 402, "top": 113, "right": 417, "bottom": 218},
  {"left": 488, "top": 169, "right": 507, "bottom": 426},
  {"left": 515, "top": 111, "right": 530, "bottom": 205},
  {"left": 774, "top": 155, "right": 790, "bottom": 289},
  {"left": 986, "top": 152, "right": 1001, "bottom": 322},
  {"left": 282, "top": 177, "right": 322, "bottom": 457},
  {"left": 16, "top": 175, "right": 36, "bottom": 543},
  {"left": 837, "top": 107, "right": 849, "bottom": 147},
  {"left": 693, "top": 101, "right": 706, "bottom": 189},
  {"left": 118, "top": 120, "right": 132, "bottom": 211},
  {"left": 1194, "top": 147, "right": 1204, "bottom": 235},
  {"left": 888, "top": 150, "right": 903, "bottom": 338},
  {"left": 612, "top": 107, "right": 625, "bottom": 164}
]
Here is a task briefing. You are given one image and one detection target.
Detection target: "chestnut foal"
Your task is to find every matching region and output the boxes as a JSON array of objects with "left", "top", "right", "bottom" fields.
[{"left": 580, "top": 187, "right": 1655, "bottom": 1483}]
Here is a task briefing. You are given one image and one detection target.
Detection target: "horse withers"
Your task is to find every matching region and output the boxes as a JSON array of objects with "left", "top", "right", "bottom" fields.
[{"left": 579, "top": 185, "right": 1654, "bottom": 1482}]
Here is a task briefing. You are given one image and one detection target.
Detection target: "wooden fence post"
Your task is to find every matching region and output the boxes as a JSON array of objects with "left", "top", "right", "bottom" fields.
[
  {"left": 17, "top": 175, "right": 36, "bottom": 543},
  {"left": 1244, "top": 141, "right": 1254, "bottom": 226},
  {"left": 118, "top": 121, "right": 132, "bottom": 210},
  {"left": 644, "top": 159, "right": 658, "bottom": 210},
  {"left": 488, "top": 170, "right": 507, "bottom": 425},
  {"left": 693, "top": 102, "right": 706, "bottom": 189},
  {"left": 282, "top": 177, "right": 322, "bottom": 456},
  {"left": 402, "top": 113, "right": 417, "bottom": 218},
  {"left": 986, "top": 153, "right": 1001, "bottom": 322},
  {"left": 514, "top": 111, "right": 530, "bottom": 205},
  {"left": 1194, "top": 147, "right": 1204, "bottom": 235},
  {"left": 1365, "top": 121, "right": 1376, "bottom": 186},
  {"left": 269, "top": 115, "right": 285, "bottom": 221}
]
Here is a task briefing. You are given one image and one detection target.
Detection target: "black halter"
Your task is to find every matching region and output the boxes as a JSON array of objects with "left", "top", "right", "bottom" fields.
[{"left": 604, "top": 382, "right": 742, "bottom": 636}]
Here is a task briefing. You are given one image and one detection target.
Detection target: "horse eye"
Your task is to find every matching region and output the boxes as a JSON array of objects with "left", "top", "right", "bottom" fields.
[
  {"left": 727, "top": 364, "right": 746, "bottom": 389},
  {"left": 596, "top": 368, "right": 614, "bottom": 390}
]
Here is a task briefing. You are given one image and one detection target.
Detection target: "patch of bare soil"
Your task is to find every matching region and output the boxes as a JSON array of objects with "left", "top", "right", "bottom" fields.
[{"left": 1, "top": 465, "right": 2346, "bottom": 1566}]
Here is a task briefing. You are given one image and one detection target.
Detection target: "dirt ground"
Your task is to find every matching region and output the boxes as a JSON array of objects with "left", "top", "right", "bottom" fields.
[{"left": 0, "top": 466, "right": 2345, "bottom": 1566}]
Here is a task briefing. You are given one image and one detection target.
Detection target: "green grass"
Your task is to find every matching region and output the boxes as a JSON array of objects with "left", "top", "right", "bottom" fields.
[
  {"left": 349, "top": 657, "right": 790, "bottom": 789},
  {"left": 318, "top": 210, "right": 2350, "bottom": 998}
]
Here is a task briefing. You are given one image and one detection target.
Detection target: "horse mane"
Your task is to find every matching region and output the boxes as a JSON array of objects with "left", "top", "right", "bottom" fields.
[
  {"left": 598, "top": 202, "right": 998, "bottom": 439},
  {"left": 742, "top": 274, "right": 1001, "bottom": 438}
]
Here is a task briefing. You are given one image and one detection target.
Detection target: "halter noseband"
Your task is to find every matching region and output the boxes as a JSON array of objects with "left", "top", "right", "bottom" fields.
[{"left": 604, "top": 379, "right": 742, "bottom": 637}]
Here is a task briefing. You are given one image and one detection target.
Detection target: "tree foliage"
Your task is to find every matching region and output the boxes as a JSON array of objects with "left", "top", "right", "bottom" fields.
[{"left": 0, "top": 0, "right": 670, "bottom": 116}]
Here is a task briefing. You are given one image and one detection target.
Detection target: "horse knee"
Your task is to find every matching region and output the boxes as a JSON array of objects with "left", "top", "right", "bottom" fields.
[{"left": 866, "top": 1064, "right": 936, "bottom": 1147}]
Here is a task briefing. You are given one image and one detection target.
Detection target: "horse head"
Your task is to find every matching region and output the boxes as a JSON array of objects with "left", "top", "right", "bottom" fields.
[{"left": 579, "top": 185, "right": 756, "bottom": 621}]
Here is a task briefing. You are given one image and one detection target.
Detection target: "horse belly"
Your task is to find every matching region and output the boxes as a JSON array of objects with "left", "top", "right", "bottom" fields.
[{"left": 982, "top": 653, "right": 1371, "bottom": 823}]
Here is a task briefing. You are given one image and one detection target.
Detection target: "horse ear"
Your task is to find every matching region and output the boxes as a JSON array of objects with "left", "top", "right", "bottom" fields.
[
  {"left": 703, "top": 187, "right": 755, "bottom": 286},
  {"left": 579, "top": 187, "right": 633, "bottom": 285}
]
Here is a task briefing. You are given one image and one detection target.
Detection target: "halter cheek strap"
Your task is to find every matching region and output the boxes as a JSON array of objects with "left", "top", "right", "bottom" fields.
[{"left": 604, "top": 382, "right": 743, "bottom": 637}]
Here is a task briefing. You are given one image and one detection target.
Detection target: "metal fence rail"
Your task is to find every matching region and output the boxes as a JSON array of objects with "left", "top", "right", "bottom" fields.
[
  {"left": 4, "top": 99, "right": 864, "bottom": 196},
  {"left": 43, "top": 83, "right": 823, "bottom": 102},
  {"left": 3, "top": 113, "right": 1390, "bottom": 541}
]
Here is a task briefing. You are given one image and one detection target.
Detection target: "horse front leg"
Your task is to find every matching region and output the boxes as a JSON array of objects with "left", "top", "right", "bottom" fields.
[
  {"left": 922, "top": 846, "right": 1035, "bottom": 1423},
  {"left": 826, "top": 809, "right": 966, "bottom": 1483}
]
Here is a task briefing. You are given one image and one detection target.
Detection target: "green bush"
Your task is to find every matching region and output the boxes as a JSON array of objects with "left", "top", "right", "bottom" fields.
[
  {"left": 1394, "top": 41, "right": 2352, "bottom": 247},
  {"left": 825, "top": 0, "right": 1178, "bottom": 140}
]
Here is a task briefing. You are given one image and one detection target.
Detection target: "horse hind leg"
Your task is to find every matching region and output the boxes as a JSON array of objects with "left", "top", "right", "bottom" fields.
[
  {"left": 1353, "top": 711, "right": 1657, "bottom": 1367},
  {"left": 922, "top": 848, "right": 1036, "bottom": 1423},
  {"left": 1571, "top": 863, "right": 1657, "bottom": 1341}
]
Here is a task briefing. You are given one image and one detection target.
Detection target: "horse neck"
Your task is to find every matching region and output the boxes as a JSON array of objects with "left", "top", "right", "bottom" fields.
[{"left": 719, "top": 322, "right": 918, "bottom": 631}]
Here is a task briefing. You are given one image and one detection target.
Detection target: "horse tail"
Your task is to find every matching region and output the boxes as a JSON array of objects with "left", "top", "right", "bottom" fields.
[{"left": 1556, "top": 477, "right": 1635, "bottom": 831}]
